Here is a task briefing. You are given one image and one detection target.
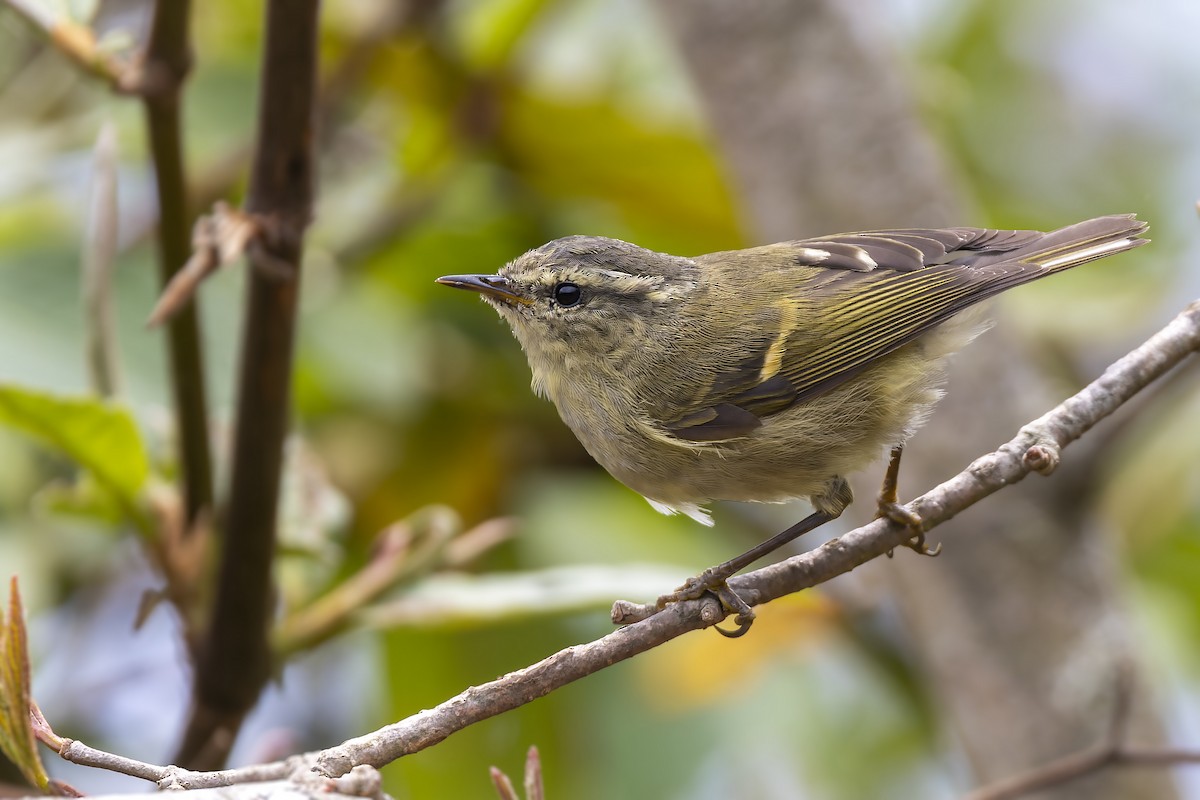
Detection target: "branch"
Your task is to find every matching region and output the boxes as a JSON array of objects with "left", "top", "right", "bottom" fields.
[
  {"left": 965, "top": 669, "right": 1200, "bottom": 799},
  {"left": 174, "top": 0, "right": 320, "bottom": 769},
  {"left": 42, "top": 297, "right": 1200, "bottom": 785},
  {"left": 1, "top": 0, "right": 139, "bottom": 91},
  {"left": 145, "top": 202, "right": 261, "bottom": 327},
  {"left": 140, "top": 0, "right": 215, "bottom": 527},
  {"left": 43, "top": 715, "right": 383, "bottom": 800}
]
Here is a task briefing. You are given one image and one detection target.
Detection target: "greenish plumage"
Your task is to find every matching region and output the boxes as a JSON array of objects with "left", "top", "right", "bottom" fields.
[{"left": 438, "top": 214, "right": 1147, "bottom": 526}]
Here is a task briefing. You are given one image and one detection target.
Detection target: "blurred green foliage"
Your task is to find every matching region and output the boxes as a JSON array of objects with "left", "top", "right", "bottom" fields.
[{"left": 0, "top": 0, "right": 1198, "bottom": 798}]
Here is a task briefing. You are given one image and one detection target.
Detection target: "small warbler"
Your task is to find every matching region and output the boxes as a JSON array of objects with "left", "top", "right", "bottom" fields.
[{"left": 438, "top": 214, "right": 1147, "bottom": 634}]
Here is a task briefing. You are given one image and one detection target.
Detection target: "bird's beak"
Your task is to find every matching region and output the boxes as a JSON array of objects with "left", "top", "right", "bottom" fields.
[{"left": 435, "top": 274, "right": 533, "bottom": 305}]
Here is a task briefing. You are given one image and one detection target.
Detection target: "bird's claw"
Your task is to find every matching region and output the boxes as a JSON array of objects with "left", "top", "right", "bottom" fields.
[
  {"left": 878, "top": 501, "right": 941, "bottom": 558},
  {"left": 903, "top": 529, "right": 942, "bottom": 557},
  {"left": 656, "top": 575, "right": 709, "bottom": 609},
  {"left": 656, "top": 573, "right": 756, "bottom": 636},
  {"left": 711, "top": 583, "right": 755, "bottom": 637}
]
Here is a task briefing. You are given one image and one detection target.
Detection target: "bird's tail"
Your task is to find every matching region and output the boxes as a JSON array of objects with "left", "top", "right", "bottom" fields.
[{"left": 1014, "top": 214, "right": 1149, "bottom": 273}]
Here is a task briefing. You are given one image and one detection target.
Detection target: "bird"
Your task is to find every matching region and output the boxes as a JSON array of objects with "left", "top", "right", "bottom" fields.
[{"left": 438, "top": 214, "right": 1148, "bottom": 634}]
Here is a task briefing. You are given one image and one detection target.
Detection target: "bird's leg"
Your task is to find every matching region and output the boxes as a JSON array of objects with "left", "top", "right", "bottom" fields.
[
  {"left": 657, "top": 478, "right": 851, "bottom": 638},
  {"left": 877, "top": 445, "right": 940, "bottom": 557}
]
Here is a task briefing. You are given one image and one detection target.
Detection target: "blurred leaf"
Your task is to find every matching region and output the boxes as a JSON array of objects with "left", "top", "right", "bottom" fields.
[
  {"left": 33, "top": 474, "right": 125, "bottom": 526},
  {"left": 362, "top": 563, "right": 685, "bottom": 630},
  {"left": 634, "top": 592, "right": 839, "bottom": 713},
  {"left": 1130, "top": 521, "right": 1200, "bottom": 670},
  {"left": 500, "top": 90, "right": 743, "bottom": 254},
  {"left": 0, "top": 578, "right": 49, "bottom": 791},
  {"left": 0, "top": 385, "right": 151, "bottom": 532},
  {"left": 457, "top": 0, "right": 553, "bottom": 72},
  {"left": 1103, "top": 369, "right": 1200, "bottom": 548},
  {"left": 276, "top": 505, "right": 461, "bottom": 655},
  {"left": 512, "top": 471, "right": 732, "bottom": 570},
  {"left": 65, "top": 0, "right": 98, "bottom": 24}
]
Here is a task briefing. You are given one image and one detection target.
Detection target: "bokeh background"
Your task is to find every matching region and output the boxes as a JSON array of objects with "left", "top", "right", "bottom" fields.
[{"left": 1, "top": 0, "right": 1199, "bottom": 798}]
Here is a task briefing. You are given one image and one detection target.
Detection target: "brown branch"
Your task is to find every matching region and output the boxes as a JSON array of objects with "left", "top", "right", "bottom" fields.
[
  {"left": 140, "top": 0, "right": 215, "bottom": 528},
  {"left": 965, "top": 669, "right": 1200, "bottom": 799},
  {"left": 146, "top": 202, "right": 261, "bottom": 327},
  {"left": 39, "top": 297, "right": 1200, "bottom": 786},
  {"left": 964, "top": 744, "right": 1200, "bottom": 800},
  {"left": 42, "top": 711, "right": 383, "bottom": 800},
  {"left": 174, "top": 0, "right": 320, "bottom": 770},
  {"left": 1, "top": 0, "right": 140, "bottom": 91}
]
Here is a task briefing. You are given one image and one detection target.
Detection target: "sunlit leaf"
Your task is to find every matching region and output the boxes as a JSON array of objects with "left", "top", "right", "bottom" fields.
[
  {"left": 362, "top": 564, "right": 685, "bottom": 630},
  {"left": 65, "top": 0, "right": 98, "bottom": 24},
  {"left": 500, "top": 90, "right": 744, "bottom": 254},
  {"left": 634, "top": 592, "right": 839, "bottom": 713},
  {"left": 456, "top": 0, "right": 553, "bottom": 71},
  {"left": 33, "top": 474, "right": 126, "bottom": 526}
]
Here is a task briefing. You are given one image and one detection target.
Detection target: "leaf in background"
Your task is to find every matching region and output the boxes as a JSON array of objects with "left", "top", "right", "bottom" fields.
[
  {"left": 456, "top": 0, "right": 553, "bottom": 71},
  {"left": 0, "top": 577, "right": 49, "bottom": 791},
  {"left": 634, "top": 592, "right": 839, "bottom": 713},
  {"left": 499, "top": 90, "right": 744, "bottom": 254},
  {"left": 0, "top": 385, "right": 150, "bottom": 532},
  {"left": 64, "top": 0, "right": 99, "bottom": 24},
  {"left": 33, "top": 474, "right": 126, "bottom": 526}
]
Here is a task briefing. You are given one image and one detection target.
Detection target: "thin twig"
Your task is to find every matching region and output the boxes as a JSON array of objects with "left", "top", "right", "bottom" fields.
[
  {"left": 964, "top": 747, "right": 1200, "bottom": 800},
  {"left": 146, "top": 202, "right": 261, "bottom": 327},
  {"left": 273, "top": 510, "right": 460, "bottom": 658},
  {"left": 140, "top": 0, "right": 215, "bottom": 527},
  {"left": 1, "top": 0, "right": 140, "bottom": 91},
  {"left": 964, "top": 668, "right": 1200, "bottom": 800},
  {"left": 174, "top": 0, "right": 320, "bottom": 770}
]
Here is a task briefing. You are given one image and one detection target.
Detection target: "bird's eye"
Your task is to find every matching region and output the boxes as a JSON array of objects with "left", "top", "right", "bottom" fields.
[{"left": 553, "top": 282, "right": 583, "bottom": 307}]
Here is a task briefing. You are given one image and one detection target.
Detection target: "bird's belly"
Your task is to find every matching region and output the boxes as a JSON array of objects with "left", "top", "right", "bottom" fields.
[
  {"left": 567, "top": 351, "right": 946, "bottom": 509},
  {"left": 569, "top": 408, "right": 888, "bottom": 509},
  {"left": 597, "top": 427, "right": 868, "bottom": 507}
]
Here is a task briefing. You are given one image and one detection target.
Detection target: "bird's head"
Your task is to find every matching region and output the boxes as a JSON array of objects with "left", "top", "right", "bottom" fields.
[{"left": 437, "top": 236, "right": 698, "bottom": 368}]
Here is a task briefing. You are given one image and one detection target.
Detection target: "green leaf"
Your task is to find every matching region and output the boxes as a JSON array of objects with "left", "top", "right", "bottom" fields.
[
  {"left": 456, "top": 0, "right": 553, "bottom": 71},
  {"left": 0, "top": 385, "right": 150, "bottom": 531},
  {"left": 33, "top": 475, "right": 126, "bottom": 526},
  {"left": 0, "top": 578, "right": 49, "bottom": 791}
]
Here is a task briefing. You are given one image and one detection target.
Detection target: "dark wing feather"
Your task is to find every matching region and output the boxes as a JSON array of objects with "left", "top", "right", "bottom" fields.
[{"left": 665, "top": 215, "right": 1147, "bottom": 442}]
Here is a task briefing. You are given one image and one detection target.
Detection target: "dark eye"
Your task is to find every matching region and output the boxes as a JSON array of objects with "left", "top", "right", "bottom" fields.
[{"left": 553, "top": 282, "right": 583, "bottom": 307}]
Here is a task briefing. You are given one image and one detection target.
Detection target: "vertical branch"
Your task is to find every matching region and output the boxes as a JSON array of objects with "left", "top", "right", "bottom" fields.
[
  {"left": 141, "top": 0, "right": 215, "bottom": 524},
  {"left": 175, "top": 0, "right": 320, "bottom": 769}
]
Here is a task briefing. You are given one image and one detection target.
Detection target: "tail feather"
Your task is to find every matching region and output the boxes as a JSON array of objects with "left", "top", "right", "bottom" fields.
[{"left": 1014, "top": 214, "right": 1149, "bottom": 273}]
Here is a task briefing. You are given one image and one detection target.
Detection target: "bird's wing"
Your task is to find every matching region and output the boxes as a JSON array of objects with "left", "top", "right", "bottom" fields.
[{"left": 665, "top": 215, "right": 1147, "bottom": 442}]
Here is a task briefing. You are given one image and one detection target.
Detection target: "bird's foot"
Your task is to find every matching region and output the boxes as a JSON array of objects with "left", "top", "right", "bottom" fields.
[
  {"left": 656, "top": 569, "right": 756, "bottom": 638},
  {"left": 876, "top": 446, "right": 940, "bottom": 557},
  {"left": 627, "top": 507, "right": 840, "bottom": 636},
  {"left": 878, "top": 501, "right": 941, "bottom": 558}
]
